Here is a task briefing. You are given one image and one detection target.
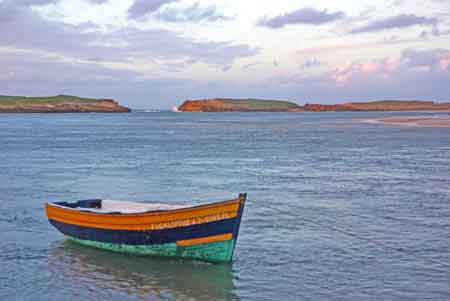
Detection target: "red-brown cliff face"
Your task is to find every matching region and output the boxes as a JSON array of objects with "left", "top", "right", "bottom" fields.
[
  {"left": 304, "top": 101, "right": 450, "bottom": 112},
  {"left": 178, "top": 98, "right": 301, "bottom": 112},
  {"left": 178, "top": 99, "right": 450, "bottom": 112},
  {"left": 304, "top": 103, "right": 352, "bottom": 111},
  {"left": 178, "top": 99, "right": 229, "bottom": 112}
]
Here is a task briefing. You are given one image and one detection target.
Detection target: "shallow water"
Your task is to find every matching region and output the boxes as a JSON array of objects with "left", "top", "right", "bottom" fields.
[{"left": 0, "top": 111, "right": 449, "bottom": 300}]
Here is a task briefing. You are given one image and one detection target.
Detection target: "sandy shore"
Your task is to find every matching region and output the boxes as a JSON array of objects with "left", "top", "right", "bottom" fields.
[{"left": 366, "top": 116, "right": 450, "bottom": 127}]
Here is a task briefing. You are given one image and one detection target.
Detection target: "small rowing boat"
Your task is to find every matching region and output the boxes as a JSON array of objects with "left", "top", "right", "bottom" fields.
[{"left": 46, "top": 194, "right": 246, "bottom": 263}]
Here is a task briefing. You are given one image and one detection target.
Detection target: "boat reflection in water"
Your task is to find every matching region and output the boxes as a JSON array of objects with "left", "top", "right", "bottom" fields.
[{"left": 48, "top": 240, "right": 238, "bottom": 300}]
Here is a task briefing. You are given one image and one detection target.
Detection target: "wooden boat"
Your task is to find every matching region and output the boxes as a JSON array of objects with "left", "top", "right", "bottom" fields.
[{"left": 46, "top": 194, "right": 246, "bottom": 263}]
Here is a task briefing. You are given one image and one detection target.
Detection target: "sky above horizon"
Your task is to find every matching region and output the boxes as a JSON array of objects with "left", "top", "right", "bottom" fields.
[{"left": 1, "top": 0, "right": 450, "bottom": 109}]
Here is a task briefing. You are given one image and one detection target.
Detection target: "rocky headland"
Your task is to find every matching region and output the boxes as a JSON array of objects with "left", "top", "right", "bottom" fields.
[
  {"left": 178, "top": 99, "right": 450, "bottom": 112},
  {"left": 303, "top": 100, "right": 450, "bottom": 112},
  {"left": 0, "top": 95, "right": 130, "bottom": 113},
  {"left": 178, "top": 98, "right": 302, "bottom": 112}
]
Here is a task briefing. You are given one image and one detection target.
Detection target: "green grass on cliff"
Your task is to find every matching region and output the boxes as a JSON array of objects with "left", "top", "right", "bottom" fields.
[
  {"left": 219, "top": 98, "right": 299, "bottom": 110},
  {"left": 0, "top": 95, "right": 100, "bottom": 104}
]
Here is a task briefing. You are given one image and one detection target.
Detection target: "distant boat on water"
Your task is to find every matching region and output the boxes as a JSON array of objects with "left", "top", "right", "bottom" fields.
[{"left": 46, "top": 194, "right": 246, "bottom": 263}]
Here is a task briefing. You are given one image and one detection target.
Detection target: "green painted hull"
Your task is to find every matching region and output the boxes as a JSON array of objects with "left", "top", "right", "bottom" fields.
[{"left": 67, "top": 236, "right": 236, "bottom": 263}]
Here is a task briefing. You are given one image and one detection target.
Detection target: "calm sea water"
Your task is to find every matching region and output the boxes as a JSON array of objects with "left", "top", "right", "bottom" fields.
[{"left": 0, "top": 112, "right": 449, "bottom": 300}]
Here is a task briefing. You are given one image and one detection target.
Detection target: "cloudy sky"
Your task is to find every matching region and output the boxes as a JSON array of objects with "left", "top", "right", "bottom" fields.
[{"left": 1, "top": 0, "right": 450, "bottom": 108}]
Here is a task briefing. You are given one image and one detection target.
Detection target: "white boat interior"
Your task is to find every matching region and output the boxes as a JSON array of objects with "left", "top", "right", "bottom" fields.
[{"left": 56, "top": 199, "right": 188, "bottom": 214}]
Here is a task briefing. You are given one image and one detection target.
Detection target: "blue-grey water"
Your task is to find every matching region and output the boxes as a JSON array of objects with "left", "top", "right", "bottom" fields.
[{"left": 0, "top": 112, "right": 449, "bottom": 300}]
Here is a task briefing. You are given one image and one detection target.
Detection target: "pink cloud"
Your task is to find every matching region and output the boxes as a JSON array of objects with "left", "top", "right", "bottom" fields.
[
  {"left": 361, "top": 63, "right": 379, "bottom": 73},
  {"left": 331, "top": 70, "right": 353, "bottom": 85},
  {"left": 329, "top": 59, "right": 399, "bottom": 85},
  {"left": 327, "top": 49, "right": 450, "bottom": 86},
  {"left": 439, "top": 54, "right": 450, "bottom": 70},
  {"left": 263, "top": 49, "right": 450, "bottom": 104},
  {"left": 329, "top": 62, "right": 354, "bottom": 85},
  {"left": 383, "top": 58, "right": 400, "bottom": 72}
]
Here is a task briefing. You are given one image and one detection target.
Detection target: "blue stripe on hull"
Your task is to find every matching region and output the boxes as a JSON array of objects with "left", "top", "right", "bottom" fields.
[{"left": 49, "top": 217, "right": 237, "bottom": 245}]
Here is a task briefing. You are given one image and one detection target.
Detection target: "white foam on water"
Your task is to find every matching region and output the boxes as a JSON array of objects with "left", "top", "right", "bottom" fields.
[{"left": 358, "top": 119, "right": 383, "bottom": 125}]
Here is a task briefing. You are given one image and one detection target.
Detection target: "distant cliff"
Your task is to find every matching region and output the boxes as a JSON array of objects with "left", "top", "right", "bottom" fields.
[
  {"left": 178, "top": 99, "right": 450, "bottom": 112},
  {"left": 303, "top": 100, "right": 450, "bottom": 111},
  {"left": 178, "top": 98, "right": 302, "bottom": 112},
  {"left": 0, "top": 95, "right": 130, "bottom": 113}
]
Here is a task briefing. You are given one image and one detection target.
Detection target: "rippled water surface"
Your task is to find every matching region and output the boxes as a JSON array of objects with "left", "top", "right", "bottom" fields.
[{"left": 1, "top": 112, "right": 449, "bottom": 300}]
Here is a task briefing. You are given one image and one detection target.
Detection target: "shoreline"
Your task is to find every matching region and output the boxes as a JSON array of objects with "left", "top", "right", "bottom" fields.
[{"left": 362, "top": 116, "right": 450, "bottom": 128}]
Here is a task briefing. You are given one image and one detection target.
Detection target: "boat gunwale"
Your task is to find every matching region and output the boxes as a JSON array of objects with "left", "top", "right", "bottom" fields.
[{"left": 46, "top": 197, "right": 244, "bottom": 217}]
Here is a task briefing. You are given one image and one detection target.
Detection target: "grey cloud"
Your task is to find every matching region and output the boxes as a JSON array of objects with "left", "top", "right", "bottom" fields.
[
  {"left": 351, "top": 14, "right": 438, "bottom": 33},
  {"left": 419, "top": 30, "right": 429, "bottom": 39},
  {"left": 0, "top": 3, "right": 18, "bottom": 22},
  {"left": 258, "top": 8, "right": 345, "bottom": 28},
  {"left": 242, "top": 62, "right": 259, "bottom": 69},
  {"left": 0, "top": 51, "right": 139, "bottom": 82},
  {"left": 221, "top": 65, "right": 232, "bottom": 72},
  {"left": 0, "top": 4, "right": 112, "bottom": 59},
  {"left": 111, "top": 27, "right": 257, "bottom": 65},
  {"left": 156, "top": 3, "right": 231, "bottom": 23},
  {"left": 13, "top": 0, "right": 58, "bottom": 6},
  {"left": 0, "top": 0, "right": 56, "bottom": 22},
  {"left": 0, "top": 1, "right": 257, "bottom": 66},
  {"left": 86, "top": 0, "right": 109, "bottom": 4},
  {"left": 0, "top": 50, "right": 141, "bottom": 100},
  {"left": 401, "top": 48, "right": 449, "bottom": 69},
  {"left": 432, "top": 26, "right": 441, "bottom": 36},
  {"left": 419, "top": 26, "right": 444, "bottom": 39},
  {"left": 301, "top": 58, "right": 321, "bottom": 69},
  {"left": 128, "top": 0, "right": 178, "bottom": 19}
]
